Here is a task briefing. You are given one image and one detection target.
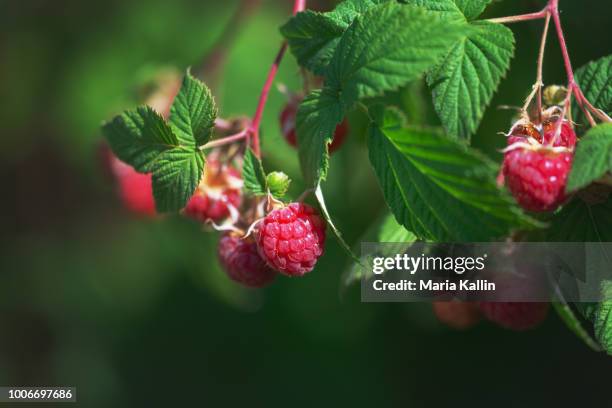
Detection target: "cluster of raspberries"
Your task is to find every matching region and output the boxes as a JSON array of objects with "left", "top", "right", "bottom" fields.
[
  {"left": 105, "top": 151, "right": 328, "bottom": 288},
  {"left": 499, "top": 117, "right": 577, "bottom": 212},
  {"left": 103, "top": 92, "right": 350, "bottom": 288}
]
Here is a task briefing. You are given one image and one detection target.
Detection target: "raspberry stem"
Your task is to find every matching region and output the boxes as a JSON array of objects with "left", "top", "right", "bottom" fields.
[
  {"left": 200, "top": 130, "right": 248, "bottom": 150},
  {"left": 490, "top": 0, "right": 611, "bottom": 127},
  {"left": 248, "top": 0, "right": 307, "bottom": 158}
]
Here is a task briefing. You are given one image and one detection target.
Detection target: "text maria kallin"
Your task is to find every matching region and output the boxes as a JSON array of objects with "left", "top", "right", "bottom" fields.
[{"left": 372, "top": 279, "right": 496, "bottom": 292}]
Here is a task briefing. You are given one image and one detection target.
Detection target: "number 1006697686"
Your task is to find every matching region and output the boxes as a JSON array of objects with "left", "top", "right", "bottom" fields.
[{"left": 0, "top": 387, "right": 76, "bottom": 402}]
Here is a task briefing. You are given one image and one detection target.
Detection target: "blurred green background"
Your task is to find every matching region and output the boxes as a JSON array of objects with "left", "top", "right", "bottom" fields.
[{"left": 1, "top": 0, "right": 611, "bottom": 406}]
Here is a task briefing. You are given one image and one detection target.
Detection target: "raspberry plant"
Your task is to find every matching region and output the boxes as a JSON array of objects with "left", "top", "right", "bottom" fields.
[{"left": 101, "top": 0, "right": 612, "bottom": 354}]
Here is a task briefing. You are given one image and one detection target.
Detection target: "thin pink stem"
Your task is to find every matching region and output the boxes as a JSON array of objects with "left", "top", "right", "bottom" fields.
[
  {"left": 293, "top": 0, "right": 306, "bottom": 14},
  {"left": 486, "top": 9, "right": 547, "bottom": 24},
  {"left": 549, "top": 0, "right": 574, "bottom": 85},
  {"left": 248, "top": 0, "right": 307, "bottom": 158},
  {"left": 201, "top": 130, "right": 247, "bottom": 150},
  {"left": 249, "top": 42, "right": 287, "bottom": 157}
]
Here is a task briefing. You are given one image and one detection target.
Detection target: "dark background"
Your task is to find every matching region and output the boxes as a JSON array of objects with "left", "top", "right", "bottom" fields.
[{"left": 1, "top": 0, "right": 610, "bottom": 406}]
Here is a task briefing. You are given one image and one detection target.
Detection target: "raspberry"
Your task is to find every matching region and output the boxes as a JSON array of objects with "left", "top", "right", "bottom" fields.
[
  {"left": 218, "top": 233, "right": 276, "bottom": 288},
  {"left": 542, "top": 119, "right": 577, "bottom": 148},
  {"left": 432, "top": 301, "right": 481, "bottom": 330},
  {"left": 507, "top": 119, "right": 576, "bottom": 148},
  {"left": 502, "top": 147, "right": 573, "bottom": 212},
  {"left": 110, "top": 155, "right": 156, "bottom": 216},
  {"left": 280, "top": 99, "right": 348, "bottom": 153},
  {"left": 256, "top": 203, "right": 326, "bottom": 276},
  {"left": 184, "top": 160, "right": 242, "bottom": 222},
  {"left": 479, "top": 302, "right": 549, "bottom": 331}
]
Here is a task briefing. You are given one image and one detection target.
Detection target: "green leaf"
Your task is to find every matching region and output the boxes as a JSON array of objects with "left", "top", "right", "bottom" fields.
[
  {"left": 547, "top": 196, "right": 612, "bottom": 242},
  {"left": 280, "top": 11, "right": 345, "bottom": 75},
  {"left": 453, "top": 0, "right": 492, "bottom": 20},
  {"left": 280, "top": 0, "right": 390, "bottom": 75},
  {"left": 102, "top": 106, "right": 178, "bottom": 173},
  {"left": 567, "top": 123, "right": 612, "bottom": 192},
  {"left": 327, "top": 2, "right": 468, "bottom": 107},
  {"left": 296, "top": 88, "right": 345, "bottom": 186},
  {"left": 552, "top": 300, "right": 602, "bottom": 352},
  {"left": 402, "top": 0, "right": 464, "bottom": 20},
  {"left": 242, "top": 148, "right": 267, "bottom": 196},
  {"left": 592, "top": 281, "right": 612, "bottom": 355},
  {"left": 367, "top": 120, "right": 538, "bottom": 241},
  {"left": 150, "top": 146, "right": 205, "bottom": 213},
  {"left": 266, "top": 172, "right": 291, "bottom": 199},
  {"left": 169, "top": 72, "right": 217, "bottom": 147},
  {"left": 427, "top": 21, "right": 514, "bottom": 139},
  {"left": 315, "top": 185, "right": 360, "bottom": 263},
  {"left": 574, "top": 55, "right": 612, "bottom": 126}
]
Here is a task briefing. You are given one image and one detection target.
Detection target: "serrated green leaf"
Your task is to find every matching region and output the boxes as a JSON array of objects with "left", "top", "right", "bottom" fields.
[
  {"left": 378, "top": 212, "right": 418, "bottom": 243},
  {"left": 427, "top": 21, "right": 514, "bottom": 139},
  {"left": 574, "top": 55, "right": 612, "bottom": 127},
  {"left": 169, "top": 72, "right": 216, "bottom": 147},
  {"left": 242, "top": 148, "right": 267, "bottom": 196},
  {"left": 547, "top": 196, "right": 612, "bottom": 242},
  {"left": 266, "top": 172, "right": 291, "bottom": 199},
  {"left": 281, "top": 0, "right": 391, "bottom": 75},
  {"left": 296, "top": 88, "right": 345, "bottom": 186},
  {"left": 102, "top": 106, "right": 178, "bottom": 173},
  {"left": 150, "top": 146, "right": 204, "bottom": 212},
  {"left": 453, "top": 0, "right": 492, "bottom": 20},
  {"left": 403, "top": 0, "right": 464, "bottom": 20},
  {"left": 567, "top": 123, "right": 612, "bottom": 192},
  {"left": 280, "top": 11, "right": 345, "bottom": 75},
  {"left": 327, "top": 2, "right": 468, "bottom": 107},
  {"left": 328, "top": 0, "right": 391, "bottom": 25},
  {"left": 592, "top": 281, "right": 612, "bottom": 355},
  {"left": 367, "top": 121, "right": 538, "bottom": 241},
  {"left": 314, "top": 185, "right": 360, "bottom": 263}
]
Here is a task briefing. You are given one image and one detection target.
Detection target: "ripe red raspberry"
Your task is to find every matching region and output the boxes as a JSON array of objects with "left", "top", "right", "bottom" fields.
[
  {"left": 218, "top": 233, "right": 276, "bottom": 288},
  {"left": 432, "top": 301, "right": 481, "bottom": 330},
  {"left": 502, "top": 146, "right": 573, "bottom": 212},
  {"left": 280, "top": 99, "right": 348, "bottom": 153},
  {"left": 184, "top": 160, "right": 242, "bottom": 223},
  {"left": 479, "top": 302, "right": 549, "bottom": 331},
  {"left": 542, "top": 119, "right": 577, "bottom": 148},
  {"left": 109, "top": 154, "right": 156, "bottom": 216},
  {"left": 256, "top": 203, "right": 326, "bottom": 276}
]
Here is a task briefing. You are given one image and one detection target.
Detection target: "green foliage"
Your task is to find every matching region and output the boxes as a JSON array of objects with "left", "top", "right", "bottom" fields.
[
  {"left": 296, "top": 88, "right": 345, "bottom": 186},
  {"left": 367, "top": 115, "right": 537, "bottom": 241},
  {"left": 327, "top": 2, "right": 468, "bottom": 106},
  {"left": 592, "top": 281, "right": 612, "bottom": 355},
  {"left": 102, "top": 72, "right": 216, "bottom": 212},
  {"left": 427, "top": 21, "right": 514, "bottom": 139},
  {"left": 453, "top": 0, "right": 492, "bottom": 20},
  {"left": 296, "top": 1, "right": 468, "bottom": 188},
  {"left": 280, "top": 0, "right": 390, "bottom": 75},
  {"left": 280, "top": 11, "right": 345, "bottom": 76},
  {"left": 567, "top": 123, "right": 612, "bottom": 192},
  {"left": 242, "top": 148, "right": 267, "bottom": 196},
  {"left": 150, "top": 147, "right": 205, "bottom": 212},
  {"left": 169, "top": 73, "right": 217, "bottom": 147},
  {"left": 574, "top": 55, "right": 612, "bottom": 127}
]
